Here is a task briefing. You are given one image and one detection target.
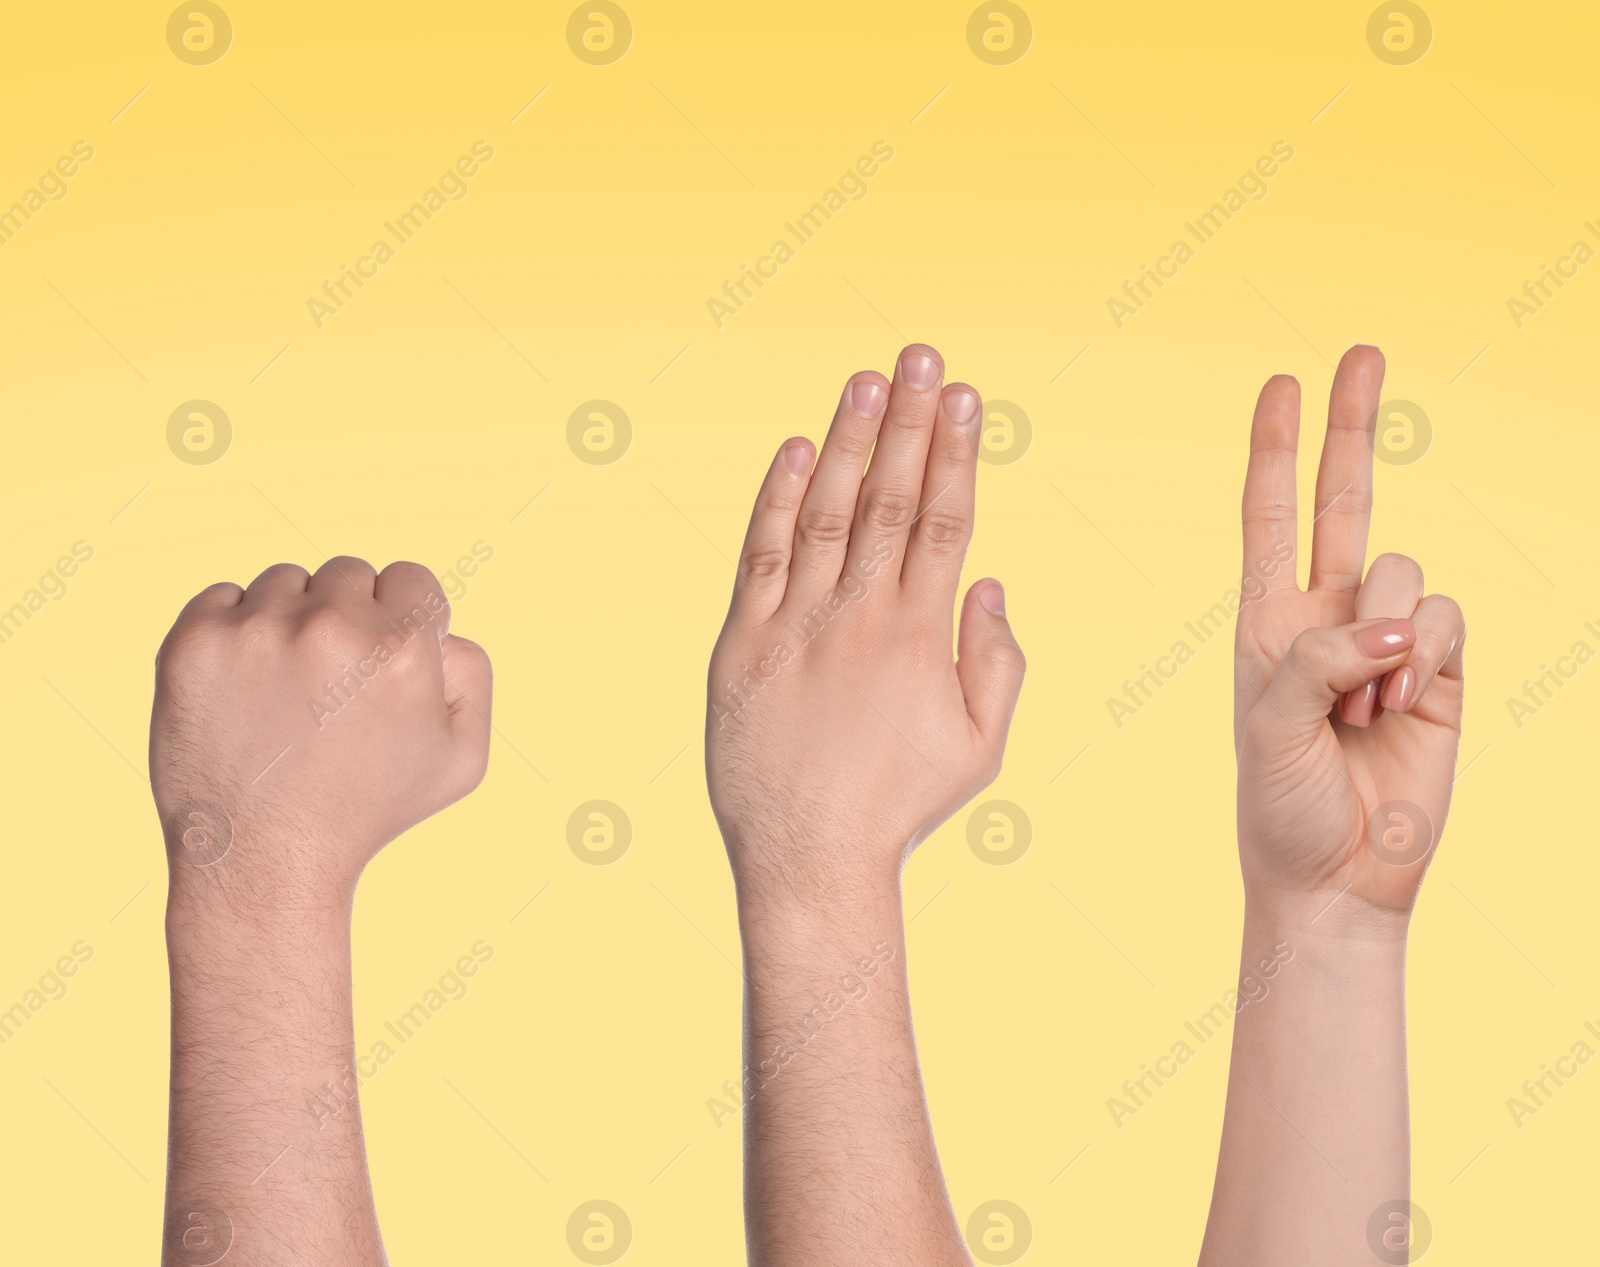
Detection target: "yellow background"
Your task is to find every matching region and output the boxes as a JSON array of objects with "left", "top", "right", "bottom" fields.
[{"left": 1, "top": 1, "right": 1594, "bottom": 1262}]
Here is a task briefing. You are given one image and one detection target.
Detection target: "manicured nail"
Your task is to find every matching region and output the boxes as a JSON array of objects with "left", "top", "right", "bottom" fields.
[
  {"left": 851, "top": 378, "right": 886, "bottom": 414},
  {"left": 979, "top": 581, "right": 1005, "bottom": 615},
  {"left": 1380, "top": 664, "right": 1416, "bottom": 712},
  {"left": 1339, "top": 679, "right": 1377, "bottom": 726},
  {"left": 944, "top": 386, "right": 980, "bottom": 424},
  {"left": 782, "top": 440, "right": 813, "bottom": 474},
  {"left": 900, "top": 348, "right": 942, "bottom": 392},
  {"left": 1356, "top": 619, "right": 1415, "bottom": 658}
]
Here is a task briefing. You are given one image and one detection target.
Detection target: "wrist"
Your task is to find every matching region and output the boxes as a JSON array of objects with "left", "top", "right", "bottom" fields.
[
  {"left": 1244, "top": 876, "right": 1410, "bottom": 940},
  {"left": 1241, "top": 886, "right": 1408, "bottom": 988},
  {"left": 161, "top": 801, "right": 361, "bottom": 928},
  {"left": 722, "top": 816, "right": 908, "bottom": 918},
  {"left": 166, "top": 869, "right": 353, "bottom": 962},
  {"left": 733, "top": 861, "right": 903, "bottom": 933}
]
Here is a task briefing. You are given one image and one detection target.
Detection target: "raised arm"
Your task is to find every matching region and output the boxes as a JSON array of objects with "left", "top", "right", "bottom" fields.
[
  {"left": 154, "top": 558, "right": 491, "bottom": 1266},
  {"left": 1199, "top": 347, "right": 1465, "bottom": 1265},
  {"left": 705, "top": 346, "right": 1026, "bottom": 1267}
]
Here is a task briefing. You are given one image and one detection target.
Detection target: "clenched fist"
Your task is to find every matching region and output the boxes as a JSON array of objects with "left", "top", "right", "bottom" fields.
[{"left": 152, "top": 557, "right": 493, "bottom": 907}]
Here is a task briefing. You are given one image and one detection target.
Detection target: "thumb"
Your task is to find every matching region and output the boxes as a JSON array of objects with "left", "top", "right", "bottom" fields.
[
  {"left": 1255, "top": 618, "right": 1415, "bottom": 737},
  {"left": 956, "top": 579, "right": 1026, "bottom": 745},
  {"left": 440, "top": 633, "right": 493, "bottom": 791}
]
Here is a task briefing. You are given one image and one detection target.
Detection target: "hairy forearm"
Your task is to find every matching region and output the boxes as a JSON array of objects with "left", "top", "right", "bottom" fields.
[
  {"left": 1198, "top": 895, "right": 1410, "bottom": 1266},
  {"left": 736, "top": 880, "right": 969, "bottom": 1267},
  {"left": 164, "top": 868, "right": 385, "bottom": 1267}
]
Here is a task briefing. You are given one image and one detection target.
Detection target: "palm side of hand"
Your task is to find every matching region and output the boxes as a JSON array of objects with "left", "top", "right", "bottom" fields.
[{"left": 1232, "top": 349, "right": 1465, "bottom": 915}]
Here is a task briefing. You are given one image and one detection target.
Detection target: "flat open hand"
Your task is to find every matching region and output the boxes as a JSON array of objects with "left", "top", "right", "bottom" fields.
[
  {"left": 1234, "top": 346, "right": 1465, "bottom": 917},
  {"left": 706, "top": 344, "right": 1026, "bottom": 902}
]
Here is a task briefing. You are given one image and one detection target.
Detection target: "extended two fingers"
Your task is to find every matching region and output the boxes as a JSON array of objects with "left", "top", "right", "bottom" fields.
[{"left": 1240, "top": 346, "right": 1387, "bottom": 597}]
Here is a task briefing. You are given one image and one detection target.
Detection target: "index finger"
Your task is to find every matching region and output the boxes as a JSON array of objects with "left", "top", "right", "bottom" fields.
[{"left": 1240, "top": 373, "right": 1302, "bottom": 595}]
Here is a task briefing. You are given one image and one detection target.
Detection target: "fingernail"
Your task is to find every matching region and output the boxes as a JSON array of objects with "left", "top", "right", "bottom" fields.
[
  {"left": 1356, "top": 619, "right": 1415, "bottom": 658},
  {"left": 1339, "top": 679, "right": 1377, "bottom": 726},
  {"left": 1380, "top": 664, "right": 1416, "bottom": 712},
  {"left": 782, "top": 440, "right": 813, "bottom": 474},
  {"left": 900, "top": 348, "right": 942, "bottom": 392},
  {"left": 944, "top": 386, "right": 980, "bottom": 424},
  {"left": 979, "top": 581, "right": 1005, "bottom": 615},
  {"left": 851, "top": 378, "right": 886, "bottom": 414}
]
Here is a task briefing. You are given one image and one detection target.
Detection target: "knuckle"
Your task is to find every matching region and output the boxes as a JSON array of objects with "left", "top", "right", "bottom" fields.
[
  {"left": 741, "top": 549, "right": 790, "bottom": 583},
  {"left": 390, "top": 611, "right": 444, "bottom": 660},
  {"left": 932, "top": 426, "right": 978, "bottom": 470},
  {"left": 828, "top": 423, "right": 876, "bottom": 463},
  {"left": 391, "top": 589, "right": 451, "bottom": 637},
  {"left": 1419, "top": 596, "right": 1465, "bottom": 660},
  {"left": 913, "top": 507, "right": 971, "bottom": 550},
  {"left": 1314, "top": 568, "right": 1364, "bottom": 595},
  {"left": 795, "top": 507, "right": 853, "bottom": 549},
  {"left": 1241, "top": 501, "right": 1295, "bottom": 526},
  {"left": 156, "top": 617, "right": 227, "bottom": 677},
  {"left": 1323, "top": 487, "right": 1373, "bottom": 518},
  {"left": 295, "top": 603, "right": 362, "bottom": 649},
  {"left": 859, "top": 489, "right": 915, "bottom": 534},
  {"left": 980, "top": 642, "right": 1026, "bottom": 679},
  {"left": 235, "top": 615, "right": 296, "bottom": 664},
  {"left": 382, "top": 560, "right": 444, "bottom": 597}
]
